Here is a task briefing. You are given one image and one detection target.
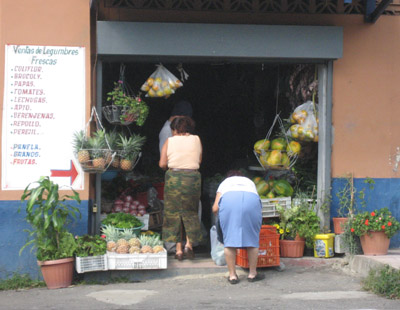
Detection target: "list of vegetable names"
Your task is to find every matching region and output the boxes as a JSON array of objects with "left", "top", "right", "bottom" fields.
[{"left": 2, "top": 45, "right": 86, "bottom": 190}]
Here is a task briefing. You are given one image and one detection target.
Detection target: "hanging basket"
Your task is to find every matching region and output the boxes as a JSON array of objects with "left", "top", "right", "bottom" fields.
[
  {"left": 74, "top": 107, "right": 116, "bottom": 174},
  {"left": 254, "top": 114, "right": 298, "bottom": 171},
  {"left": 102, "top": 105, "right": 138, "bottom": 126}
]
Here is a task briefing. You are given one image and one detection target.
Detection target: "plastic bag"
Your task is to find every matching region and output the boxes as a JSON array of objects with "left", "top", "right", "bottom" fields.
[
  {"left": 287, "top": 101, "right": 319, "bottom": 142},
  {"left": 140, "top": 64, "right": 183, "bottom": 98},
  {"left": 210, "top": 225, "right": 226, "bottom": 266}
]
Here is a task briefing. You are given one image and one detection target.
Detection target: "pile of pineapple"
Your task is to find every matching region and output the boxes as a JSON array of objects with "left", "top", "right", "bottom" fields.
[
  {"left": 73, "top": 130, "right": 146, "bottom": 172},
  {"left": 102, "top": 225, "right": 165, "bottom": 254}
]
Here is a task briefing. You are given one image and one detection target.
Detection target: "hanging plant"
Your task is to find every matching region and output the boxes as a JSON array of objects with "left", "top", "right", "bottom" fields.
[
  {"left": 103, "top": 64, "right": 149, "bottom": 126},
  {"left": 106, "top": 81, "right": 149, "bottom": 126}
]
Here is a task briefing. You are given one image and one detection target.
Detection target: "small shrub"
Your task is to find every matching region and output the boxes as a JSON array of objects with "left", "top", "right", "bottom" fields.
[{"left": 363, "top": 265, "right": 400, "bottom": 299}]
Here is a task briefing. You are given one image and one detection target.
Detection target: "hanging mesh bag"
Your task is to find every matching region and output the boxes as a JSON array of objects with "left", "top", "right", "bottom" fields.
[{"left": 254, "top": 114, "right": 299, "bottom": 171}]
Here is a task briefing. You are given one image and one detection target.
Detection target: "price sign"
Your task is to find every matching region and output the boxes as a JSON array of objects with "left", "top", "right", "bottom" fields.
[{"left": 2, "top": 45, "right": 86, "bottom": 190}]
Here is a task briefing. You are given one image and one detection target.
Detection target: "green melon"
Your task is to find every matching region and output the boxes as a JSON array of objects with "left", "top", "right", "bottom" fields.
[
  {"left": 273, "top": 179, "right": 293, "bottom": 197},
  {"left": 256, "top": 180, "right": 269, "bottom": 196}
]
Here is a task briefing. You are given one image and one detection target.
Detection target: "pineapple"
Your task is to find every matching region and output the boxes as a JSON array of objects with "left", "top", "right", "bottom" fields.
[
  {"left": 116, "top": 238, "right": 129, "bottom": 248},
  {"left": 117, "top": 134, "right": 146, "bottom": 171},
  {"left": 116, "top": 244, "right": 129, "bottom": 254},
  {"left": 105, "top": 131, "right": 120, "bottom": 167},
  {"left": 139, "top": 235, "right": 155, "bottom": 253},
  {"left": 129, "top": 246, "right": 141, "bottom": 254},
  {"left": 120, "top": 228, "right": 136, "bottom": 241},
  {"left": 101, "top": 224, "right": 120, "bottom": 252},
  {"left": 151, "top": 235, "right": 164, "bottom": 253},
  {"left": 72, "top": 130, "right": 90, "bottom": 164},
  {"left": 128, "top": 237, "right": 141, "bottom": 248},
  {"left": 89, "top": 130, "right": 107, "bottom": 169}
]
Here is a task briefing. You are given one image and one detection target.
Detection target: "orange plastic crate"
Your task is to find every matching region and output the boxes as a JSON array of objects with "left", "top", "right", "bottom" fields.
[{"left": 236, "top": 225, "right": 280, "bottom": 268}]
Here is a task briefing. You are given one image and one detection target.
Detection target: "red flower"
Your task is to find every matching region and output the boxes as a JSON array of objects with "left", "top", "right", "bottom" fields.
[
  {"left": 371, "top": 212, "right": 376, "bottom": 217},
  {"left": 365, "top": 219, "right": 369, "bottom": 225},
  {"left": 388, "top": 222, "right": 392, "bottom": 226},
  {"left": 101, "top": 234, "right": 106, "bottom": 239},
  {"left": 350, "top": 228, "right": 355, "bottom": 232},
  {"left": 381, "top": 225, "right": 386, "bottom": 230}
]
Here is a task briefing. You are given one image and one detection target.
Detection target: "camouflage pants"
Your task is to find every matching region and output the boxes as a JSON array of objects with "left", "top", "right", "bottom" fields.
[{"left": 162, "top": 170, "right": 202, "bottom": 244}]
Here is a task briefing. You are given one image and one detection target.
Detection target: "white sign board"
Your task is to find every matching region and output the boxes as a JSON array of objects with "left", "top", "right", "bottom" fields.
[{"left": 2, "top": 45, "right": 86, "bottom": 190}]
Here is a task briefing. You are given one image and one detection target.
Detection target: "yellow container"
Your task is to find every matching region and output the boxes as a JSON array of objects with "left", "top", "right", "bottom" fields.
[{"left": 314, "top": 233, "right": 335, "bottom": 258}]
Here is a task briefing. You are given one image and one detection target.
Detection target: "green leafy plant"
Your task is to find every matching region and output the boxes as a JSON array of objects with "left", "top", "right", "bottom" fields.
[
  {"left": 106, "top": 81, "right": 149, "bottom": 126},
  {"left": 0, "top": 273, "right": 45, "bottom": 291},
  {"left": 101, "top": 212, "right": 143, "bottom": 229},
  {"left": 363, "top": 265, "right": 400, "bottom": 299},
  {"left": 275, "top": 198, "right": 321, "bottom": 248},
  {"left": 350, "top": 208, "right": 400, "bottom": 239},
  {"left": 19, "top": 176, "right": 81, "bottom": 261},
  {"left": 75, "top": 235, "right": 107, "bottom": 257}
]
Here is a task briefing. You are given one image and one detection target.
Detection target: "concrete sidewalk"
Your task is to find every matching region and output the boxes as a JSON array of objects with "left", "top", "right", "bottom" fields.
[
  {"left": 82, "top": 249, "right": 400, "bottom": 283},
  {"left": 348, "top": 248, "right": 400, "bottom": 277}
]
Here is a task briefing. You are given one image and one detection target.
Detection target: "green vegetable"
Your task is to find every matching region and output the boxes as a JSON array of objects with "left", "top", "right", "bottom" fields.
[
  {"left": 101, "top": 213, "right": 143, "bottom": 229},
  {"left": 75, "top": 235, "right": 107, "bottom": 257}
]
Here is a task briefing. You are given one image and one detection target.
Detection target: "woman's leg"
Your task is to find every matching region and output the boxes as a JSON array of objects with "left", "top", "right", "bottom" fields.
[
  {"left": 224, "top": 247, "right": 238, "bottom": 280},
  {"left": 247, "top": 247, "right": 259, "bottom": 278}
]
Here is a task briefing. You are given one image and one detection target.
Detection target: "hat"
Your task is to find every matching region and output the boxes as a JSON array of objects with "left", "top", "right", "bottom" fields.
[{"left": 171, "top": 100, "right": 193, "bottom": 117}]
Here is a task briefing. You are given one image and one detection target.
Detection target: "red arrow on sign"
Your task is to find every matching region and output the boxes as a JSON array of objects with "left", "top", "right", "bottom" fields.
[{"left": 50, "top": 160, "right": 79, "bottom": 186}]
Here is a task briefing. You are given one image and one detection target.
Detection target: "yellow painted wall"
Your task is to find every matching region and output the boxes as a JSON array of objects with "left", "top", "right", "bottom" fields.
[{"left": 0, "top": 0, "right": 92, "bottom": 200}]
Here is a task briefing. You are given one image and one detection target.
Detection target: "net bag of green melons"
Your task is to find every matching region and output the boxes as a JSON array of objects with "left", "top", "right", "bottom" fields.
[
  {"left": 253, "top": 114, "right": 299, "bottom": 171},
  {"left": 140, "top": 64, "right": 183, "bottom": 98},
  {"left": 287, "top": 101, "right": 319, "bottom": 142}
]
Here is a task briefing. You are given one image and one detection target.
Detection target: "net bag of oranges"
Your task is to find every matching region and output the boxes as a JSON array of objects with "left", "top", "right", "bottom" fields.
[{"left": 140, "top": 64, "right": 183, "bottom": 98}]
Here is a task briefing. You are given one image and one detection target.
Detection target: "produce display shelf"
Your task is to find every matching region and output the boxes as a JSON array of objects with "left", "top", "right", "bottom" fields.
[
  {"left": 236, "top": 225, "right": 280, "bottom": 268},
  {"left": 75, "top": 255, "right": 108, "bottom": 273},
  {"left": 107, "top": 250, "right": 167, "bottom": 270},
  {"left": 261, "top": 197, "right": 291, "bottom": 218}
]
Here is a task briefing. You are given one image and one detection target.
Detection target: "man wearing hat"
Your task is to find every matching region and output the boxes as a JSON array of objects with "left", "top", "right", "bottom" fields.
[{"left": 159, "top": 100, "right": 193, "bottom": 153}]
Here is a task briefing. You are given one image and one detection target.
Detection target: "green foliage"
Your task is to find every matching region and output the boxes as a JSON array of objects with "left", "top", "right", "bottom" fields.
[
  {"left": 101, "top": 212, "right": 143, "bottom": 229},
  {"left": 363, "top": 265, "right": 400, "bottom": 299},
  {"left": 275, "top": 197, "right": 321, "bottom": 248},
  {"left": 336, "top": 174, "right": 375, "bottom": 217},
  {"left": 350, "top": 208, "right": 400, "bottom": 239},
  {"left": 0, "top": 273, "right": 45, "bottom": 291},
  {"left": 107, "top": 81, "right": 149, "bottom": 126},
  {"left": 19, "top": 176, "right": 81, "bottom": 261},
  {"left": 75, "top": 235, "right": 107, "bottom": 257}
]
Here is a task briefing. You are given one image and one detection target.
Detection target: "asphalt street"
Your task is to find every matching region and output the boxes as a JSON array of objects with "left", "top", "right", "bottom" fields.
[{"left": 1, "top": 259, "right": 399, "bottom": 310}]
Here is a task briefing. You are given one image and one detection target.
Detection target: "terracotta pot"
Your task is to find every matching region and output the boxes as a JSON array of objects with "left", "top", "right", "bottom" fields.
[
  {"left": 37, "top": 257, "right": 74, "bottom": 289},
  {"left": 279, "top": 239, "right": 305, "bottom": 258},
  {"left": 360, "top": 231, "right": 390, "bottom": 256},
  {"left": 332, "top": 217, "right": 348, "bottom": 234}
]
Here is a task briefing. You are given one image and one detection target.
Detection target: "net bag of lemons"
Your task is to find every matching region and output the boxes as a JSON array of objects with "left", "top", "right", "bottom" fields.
[
  {"left": 253, "top": 114, "right": 300, "bottom": 171},
  {"left": 140, "top": 64, "right": 183, "bottom": 98},
  {"left": 287, "top": 100, "right": 319, "bottom": 142}
]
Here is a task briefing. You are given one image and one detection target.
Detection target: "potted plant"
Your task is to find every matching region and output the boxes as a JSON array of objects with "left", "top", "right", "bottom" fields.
[
  {"left": 105, "top": 81, "right": 149, "bottom": 126},
  {"left": 19, "top": 176, "right": 81, "bottom": 289},
  {"left": 349, "top": 208, "right": 400, "bottom": 255},
  {"left": 75, "top": 235, "right": 108, "bottom": 273},
  {"left": 275, "top": 200, "right": 321, "bottom": 257},
  {"left": 333, "top": 173, "right": 375, "bottom": 234}
]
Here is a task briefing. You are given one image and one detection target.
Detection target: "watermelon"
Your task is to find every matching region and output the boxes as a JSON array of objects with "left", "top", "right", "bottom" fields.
[
  {"left": 266, "top": 191, "right": 275, "bottom": 198},
  {"left": 273, "top": 179, "right": 293, "bottom": 197},
  {"left": 256, "top": 180, "right": 269, "bottom": 196}
]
